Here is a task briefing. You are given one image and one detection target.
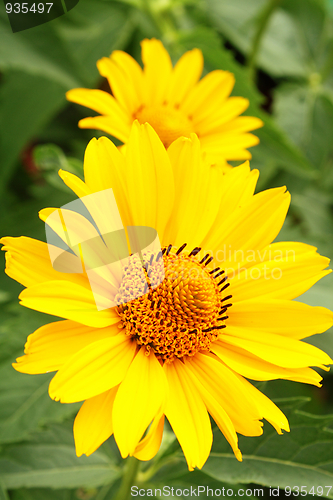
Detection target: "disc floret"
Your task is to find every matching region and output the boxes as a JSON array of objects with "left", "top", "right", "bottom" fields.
[{"left": 116, "top": 245, "right": 231, "bottom": 363}]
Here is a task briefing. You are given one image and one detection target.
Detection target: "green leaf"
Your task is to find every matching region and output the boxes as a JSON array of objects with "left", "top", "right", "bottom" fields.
[
  {"left": 0, "top": 71, "right": 68, "bottom": 200},
  {"left": 55, "top": 0, "right": 134, "bottom": 86},
  {"left": 0, "top": 0, "right": 133, "bottom": 198},
  {"left": 10, "top": 488, "right": 78, "bottom": 500},
  {"left": 0, "top": 183, "right": 74, "bottom": 299},
  {"left": 274, "top": 83, "right": 333, "bottom": 170},
  {"left": 0, "top": 306, "right": 80, "bottom": 444},
  {"left": 0, "top": 426, "right": 120, "bottom": 489},
  {"left": 206, "top": 0, "right": 327, "bottom": 78},
  {"left": 33, "top": 143, "right": 84, "bottom": 193},
  {"left": 0, "top": 11, "right": 80, "bottom": 89},
  {"left": 202, "top": 400, "right": 333, "bottom": 496},
  {"left": 0, "top": 0, "right": 133, "bottom": 88},
  {"left": 0, "top": 483, "right": 9, "bottom": 500}
]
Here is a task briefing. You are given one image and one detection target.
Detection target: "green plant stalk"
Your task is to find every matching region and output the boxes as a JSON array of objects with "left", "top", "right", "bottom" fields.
[
  {"left": 60, "top": 0, "right": 67, "bottom": 13},
  {"left": 140, "top": 0, "right": 178, "bottom": 40},
  {"left": 247, "top": 0, "right": 282, "bottom": 82},
  {"left": 114, "top": 457, "right": 140, "bottom": 500}
]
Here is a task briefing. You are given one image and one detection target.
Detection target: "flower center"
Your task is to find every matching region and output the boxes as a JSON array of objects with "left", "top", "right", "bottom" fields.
[
  {"left": 116, "top": 245, "right": 232, "bottom": 363},
  {"left": 134, "top": 105, "right": 194, "bottom": 148}
]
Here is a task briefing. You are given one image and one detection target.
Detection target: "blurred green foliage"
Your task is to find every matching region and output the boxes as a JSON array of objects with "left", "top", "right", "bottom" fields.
[{"left": 1, "top": 0, "right": 333, "bottom": 498}]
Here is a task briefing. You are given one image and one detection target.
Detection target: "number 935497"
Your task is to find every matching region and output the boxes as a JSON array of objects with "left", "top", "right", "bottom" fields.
[{"left": 6, "top": 3, "right": 53, "bottom": 13}]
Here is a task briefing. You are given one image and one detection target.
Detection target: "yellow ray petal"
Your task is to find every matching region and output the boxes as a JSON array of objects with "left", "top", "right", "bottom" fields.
[
  {"left": 236, "top": 375, "right": 290, "bottom": 434},
  {"left": 166, "top": 48, "right": 203, "bottom": 106},
  {"left": 74, "top": 386, "right": 118, "bottom": 457},
  {"left": 113, "top": 348, "right": 168, "bottom": 457},
  {"left": 58, "top": 170, "right": 91, "bottom": 198},
  {"left": 39, "top": 206, "right": 122, "bottom": 290},
  {"left": 19, "top": 281, "right": 118, "bottom": 328},
  {"left": 78, "top": 116, "right": 129, "bottom": 143},
  {"left": 211, "top": 341, "right": 324, "bottom": 386},
  {"left": 230, "top": 245, "right": 331, "bottom": 301},
  {"left": 164, "top": 135, "right": 223, "bottom": 248},
  {"left": 66, "top": 88, "right": 131, "bottom": 142},
  {"left": 38, "top": 209, "right": 120, "bottom": 299},
  {"left": 0, "top": 236, "right": 89, "bottom": 289},
  {"left": 219, "top": 325, "right": 333, "bottom": 369},
  {"left": 111, "top": 50, "right": 148, "bottom": 106},
  {"left": 83, "top": 137, "right": 132, "bottom": 228},
  {"left": 202, "top": 162, "right": 258, "bottom": 248},
  {"left": 228, "top": 299, "right": 333, "bottom": 339},
  {"left": 202, "top": 132, "right": 260, "bottom": 161},
  {"left": 13, "top": 320, "right": 119, "bottom": 374},
  {"left": 164, "top": 358, "right": 213, "bottom": 470},
  {"left": 133, "top": 413, "right": 165, "bottom": 461},
  {"left": 195, "top": 97, "right": 250, "bottom": 135},
  {"left": 97, "top": 55, "right": 142, "bottom": 114},
  {"left": 141, "top": 38, "right": 173, "bottom": 105},
  {"left": 180, "top": 70, "right": 235, "bottom": 121},
  {"left": 206, "top": 187, "right": 290, "bottom": 257},
  {"left": 185, "top": 358, "right": 242, "bottom": 461},
  {"left": 125, "top": 122, "right": 175, "bottom": 241},
  {"left": 214, "top": 116, "right": 264, "bottom": 134},
  {"left": 185, "top": 353, "right": 263, "bottom": 437},
  {"left": 49, "top": 333, "right": 136, "bottom": 403}
]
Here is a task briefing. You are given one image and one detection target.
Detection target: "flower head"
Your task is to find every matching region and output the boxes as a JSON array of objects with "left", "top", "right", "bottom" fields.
[
  {"left": 1, "top": 123, "right": 332, "bottom": 470},
  {"left": 66, "top": 39, "right": 263, "bottom": 168}
]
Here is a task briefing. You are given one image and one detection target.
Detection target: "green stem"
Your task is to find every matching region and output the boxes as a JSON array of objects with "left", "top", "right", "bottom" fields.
[
  {"left": 114, "top": 457, "right": 140, "bottom": 500},
  {"left": 247, "top": 0, "right": 282, "bottom": 82},
  {"left": 140, "top": 0, "right": 177, "bottom": 40}
]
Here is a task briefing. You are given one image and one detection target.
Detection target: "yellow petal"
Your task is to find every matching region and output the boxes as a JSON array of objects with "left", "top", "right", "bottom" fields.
[
  {"left": 77, "top": 115, "right": 129, "bottom": 142},
  {"left": 164, "top": 134, "right": 223, "bottom": 248},
  {"left": 195, "top": 97, "right": 249, "bottom": 135},
  {"left": 219, "top": 325, "right": 333, "bottom": 368},
  {"left": 141, "top": 38, "right": 173, "bottom": 105},
  {"left": 214, "top": 116, "right": 264, "bottom": 134},
  {"left": 97, "top": 54, "right": 143, "bottom": 114},
  {"left": 110, "top": 50, "right": 148, "bottom": 107},
  {"left": 185, "top": 358, "right": 242, "bottom": 461},
  {"left": 230, "top": 244, "right": 331, "bottom": 301},
  {"left": 185, "top": 353, "right": 263, "bottom": 437},
  {"left": 39, "top": 206, "right": 122, "bottom": 300},
  {"left": 202, "top": 162, "right": 258, "bottom": 248},
  {"left": 49, "top": 333, "right": 136, "bottom": 403},
  {"left": 164, "top": 358, "right": 212, "bottom": 470},
  {"left": 201, "top": 132, "right": 260, "bottom": 161},
  {"left": 58, "top": 170, "right": 91, "bottom": 198},
  {"left": 13, "top": 320, "right": 119, "bottom": 374},
  {"left": 74, "top": 386, "right": 118, "bottom": 457},
  {"left": 166, "top": 48, "right": 203, "bottom": 106},
  {"left": 83, "top": 137, "right": 132, "bottom": 228},
  {"left": 180, "top": 70, "right": 235, "bottom": 121},
  {"left": 228, "top": 299, "right": 333, "bottom": 339},
  {"left": 125, "top": 121, "right": 175, "bottom": 241},
  {"left": 113, "top": 348, "right": 168, "bottom": 458},
  {"left": 211, "top": 342, "right": 324, "bottom": 386},
  {"left": 235, "top": 375, "right": 290, "bottom": 434},
  {"left": 19, "top": 281, "right": 118, "bottom": 328},
  {"left": 207, "top": 187, "right": 290, "bottom": 258},
  {"left": 66, "top": 88, "right": 131, "bottom": 142},
  {"left": 0, "top": 236, "right": 89, "bottom": 289},
  {"left": 133, "top": 413, "right": 165, "bottom": 461}
]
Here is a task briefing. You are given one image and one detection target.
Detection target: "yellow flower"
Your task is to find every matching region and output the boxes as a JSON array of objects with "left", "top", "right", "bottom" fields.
[
  {"left": 1, "top": 123, "right": 332, "bottom": 470},
  {"left": 66, "top": 38, "right": 263, "bottom": 168}
]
